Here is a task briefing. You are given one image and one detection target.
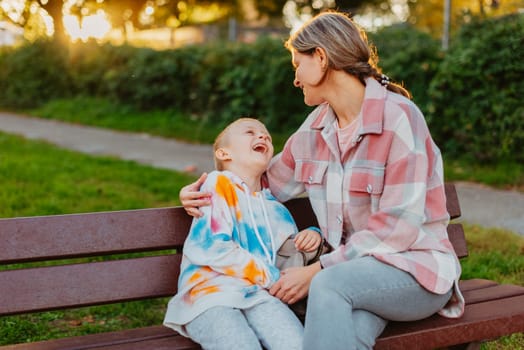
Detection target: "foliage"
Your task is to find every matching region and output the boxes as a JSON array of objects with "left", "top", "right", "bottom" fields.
[
  {"left": 0, "top": 39, "right": 71, "bottom": 108},
  {"left": 67, "top": 41, "right": 137, "bottom": 96},
  {"left": 103, "top": 46, "right": 195, "bottom": 110},
  {"left": 406, "top": 0, "right": 523, "bottom": 39},
  {"left": 368, "top": 23, "right": 442, "bottom": 115},
  {"left": 428, "top": 14, "right": 524, "bottom": 163},
  {"left": 1, "top": 16, "right": 523, "bottom": 164},
  {"left": 0, "top": 36, "right": 310, "bottom": 132},
  {"left": 193, "top": 37, "right": 309, "bottom": 130}
]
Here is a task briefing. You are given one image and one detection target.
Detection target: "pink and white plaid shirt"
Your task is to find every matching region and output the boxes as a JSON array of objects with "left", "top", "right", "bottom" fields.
[{"left": 266, "top": 78, "right": 464, "bottom": 318}]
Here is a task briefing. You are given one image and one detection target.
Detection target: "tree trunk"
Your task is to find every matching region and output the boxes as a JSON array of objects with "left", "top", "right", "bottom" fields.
[{"left": 39, "top": 0, "right": 68, "bottom": 44}]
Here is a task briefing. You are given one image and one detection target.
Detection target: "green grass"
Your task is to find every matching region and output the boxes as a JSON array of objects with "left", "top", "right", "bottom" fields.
[
  {"left": 461, "top": 224, "right": 524, "bottom": 286},
  {"left": 0, "top": 299, "right": 169, "bottom": 345},
  {"left": 0, "top": 132, "right": 196, "bottom": 218},
  {"left": 444, "top": 157, "right": 524, "bottom": 191}
]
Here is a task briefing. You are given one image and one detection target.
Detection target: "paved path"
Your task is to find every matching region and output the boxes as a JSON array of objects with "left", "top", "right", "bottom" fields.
[
  {"left": 1, "top": 112, "right": 523, "bottom": 235},
  {"left": 0, "top": 112, "right": 215, "bottom": 174}
]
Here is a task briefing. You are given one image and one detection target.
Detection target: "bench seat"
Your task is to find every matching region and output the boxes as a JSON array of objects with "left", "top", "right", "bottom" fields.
[{"left": 4, "top": 279, "right": 523, "bottom": 350}]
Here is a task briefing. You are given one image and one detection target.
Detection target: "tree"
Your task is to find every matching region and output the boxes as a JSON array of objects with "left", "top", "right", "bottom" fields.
[
  {"left": 0, "top": 0, "right": 148, "bottom": 43},
  {"left": 37, "top": 0, "right": 67, "bottom": 43},
  {"left": 93, "top": 0, "right": 148, "bottom": 41},
  {"left": 406, "top": 0, "right": 522, "bottom": 38},
  {"left": 0, "top": 0, "right": 68, "bottom": 43}
]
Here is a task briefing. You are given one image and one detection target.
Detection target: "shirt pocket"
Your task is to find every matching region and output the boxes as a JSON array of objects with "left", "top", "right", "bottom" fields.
[
  {"left": 294, "top": 160, "right": 328, "bottom": 194},
  {"left": 344, "top": 165, "right": 385, "bottom": 212}
]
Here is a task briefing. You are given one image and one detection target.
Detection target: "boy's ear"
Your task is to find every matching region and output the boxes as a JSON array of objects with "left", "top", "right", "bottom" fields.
[{"left": 215, "top": 147, "right": 231, "bottom": 161}]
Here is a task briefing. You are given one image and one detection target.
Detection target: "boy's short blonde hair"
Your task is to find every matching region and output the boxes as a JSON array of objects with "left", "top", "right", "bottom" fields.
[{"left": 213, "top": 117, "right": 261, "bottom": 171}]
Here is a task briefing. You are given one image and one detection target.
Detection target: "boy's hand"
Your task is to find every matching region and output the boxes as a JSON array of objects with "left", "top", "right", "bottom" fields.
[{"left": 294, "top": 229, "right": 322, "bottom": 252}]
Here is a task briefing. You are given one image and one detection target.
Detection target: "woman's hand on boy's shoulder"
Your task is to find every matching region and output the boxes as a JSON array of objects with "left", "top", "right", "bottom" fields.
[{"left": 180, "top": 172, "right": 212, "bottom": 218}]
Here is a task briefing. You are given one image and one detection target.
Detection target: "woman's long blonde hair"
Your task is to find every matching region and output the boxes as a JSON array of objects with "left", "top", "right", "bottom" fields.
[{"left": 285, "top": 11, "right": 411, "bottom": 99}]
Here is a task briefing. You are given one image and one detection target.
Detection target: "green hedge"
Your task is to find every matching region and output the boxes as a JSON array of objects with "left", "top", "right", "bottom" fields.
[
  {"left": 368, "top": 24, "right": 442, "bottom": 116},
  {"left": 0, "top": 15, "right": 522, "bottom": 162},
  {"left": 0, "top": 40, "right": 71, "bottom": 108},
  {"left": 68, "top": 42, "right": 136, "bottom": 97},
  {"left": 0, "top": 28, "right": 438, "bottom": 132},
  {"left": 0, "top": 37, "right": 309, "bottom": 131},
  {"left": 428, "top": 14, "right": 524, "bottom": 163}
]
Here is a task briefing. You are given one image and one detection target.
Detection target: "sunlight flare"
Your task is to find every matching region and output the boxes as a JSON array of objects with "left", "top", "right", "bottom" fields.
[{"left": 64, "top": 10, "right": 111, "bottom": 42}]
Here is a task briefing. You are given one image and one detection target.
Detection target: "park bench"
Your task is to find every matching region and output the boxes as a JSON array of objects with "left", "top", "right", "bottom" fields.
[{"left": 1, "top": 183, "right": 523, "bottom": 350}]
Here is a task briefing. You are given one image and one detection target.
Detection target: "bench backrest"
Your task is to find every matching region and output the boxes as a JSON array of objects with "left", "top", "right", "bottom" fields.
[{"left": 0, "top": 184, "right": 465, "bottom": 316}]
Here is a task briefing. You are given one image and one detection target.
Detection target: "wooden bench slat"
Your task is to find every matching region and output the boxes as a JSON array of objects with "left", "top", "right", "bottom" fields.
[
  {"left": 376, "top": 294, "right": 524, "bottom": 350},
  {"left": 98, "top": 335, "right": 200, "bottom": 350},
  {"left": 0, "top": 208, "right": 191, "bottom": 264},
  {"left": 448, "top": 223, "right": 468, "bottom": 258},
  {"left": 458, "top": 278, "right": 499, "bottom": 291},
  {"left": 0, "top": 255, "right": 181, "bottom": 316},
  {"left": 445, "top": 183, "right": 462, "bottom": 220},
  {"left": 0, "top": 183, "right": 462, "bottom": 265},
  {"left": 461, "top": 282, "right": 524, "bottom": 305},
  {"left": 2, "top": 325, "right": 199, "bottom": 350}
]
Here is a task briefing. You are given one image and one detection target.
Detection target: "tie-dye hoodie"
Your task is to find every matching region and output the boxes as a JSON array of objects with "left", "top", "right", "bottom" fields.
[{"left": 163, "top": 170, "right": 299, "bottom": 336}]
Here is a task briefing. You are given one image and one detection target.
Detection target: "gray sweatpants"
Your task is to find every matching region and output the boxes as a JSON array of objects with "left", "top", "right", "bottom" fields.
[{"left": 186, "top": 298, "right": 303, "bottom": 350}]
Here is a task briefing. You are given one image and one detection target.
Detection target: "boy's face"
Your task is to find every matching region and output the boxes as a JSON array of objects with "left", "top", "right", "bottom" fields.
[{"left": 218, "top": 119, "right": 274, "bottom": 171}]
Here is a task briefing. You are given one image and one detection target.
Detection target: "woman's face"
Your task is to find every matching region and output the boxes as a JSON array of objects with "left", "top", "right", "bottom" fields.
[{"left": 291, "top": 49, "right": 327, "bottom": 106}]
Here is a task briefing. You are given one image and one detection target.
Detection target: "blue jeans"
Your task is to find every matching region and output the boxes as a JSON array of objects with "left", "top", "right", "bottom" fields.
[
  {"left": 304, "top": 256, "right": 452, "bottom": 350},
  {"left": 186, "top": 298, "right": 303, "bottom": 350}
]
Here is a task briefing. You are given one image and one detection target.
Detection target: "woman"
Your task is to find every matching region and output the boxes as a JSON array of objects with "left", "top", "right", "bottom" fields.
[{"left": 181, "top": 11, "right": 464, "bottom": 350}]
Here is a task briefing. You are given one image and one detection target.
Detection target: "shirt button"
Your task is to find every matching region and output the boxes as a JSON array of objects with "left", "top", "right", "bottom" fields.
[
  {"left": 337, "top": 215, "right": 343, "bottom": 223},
  {"left": 308, "top": 176, "right": 313, "bottom": 184},
  {"left": 366, "top": 184, "right": 373, "bottom": 193}
]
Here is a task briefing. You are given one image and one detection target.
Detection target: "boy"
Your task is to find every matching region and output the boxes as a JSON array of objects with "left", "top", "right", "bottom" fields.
[{"left": 163, "top": 118, "right": 322, "bottom": 350}]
